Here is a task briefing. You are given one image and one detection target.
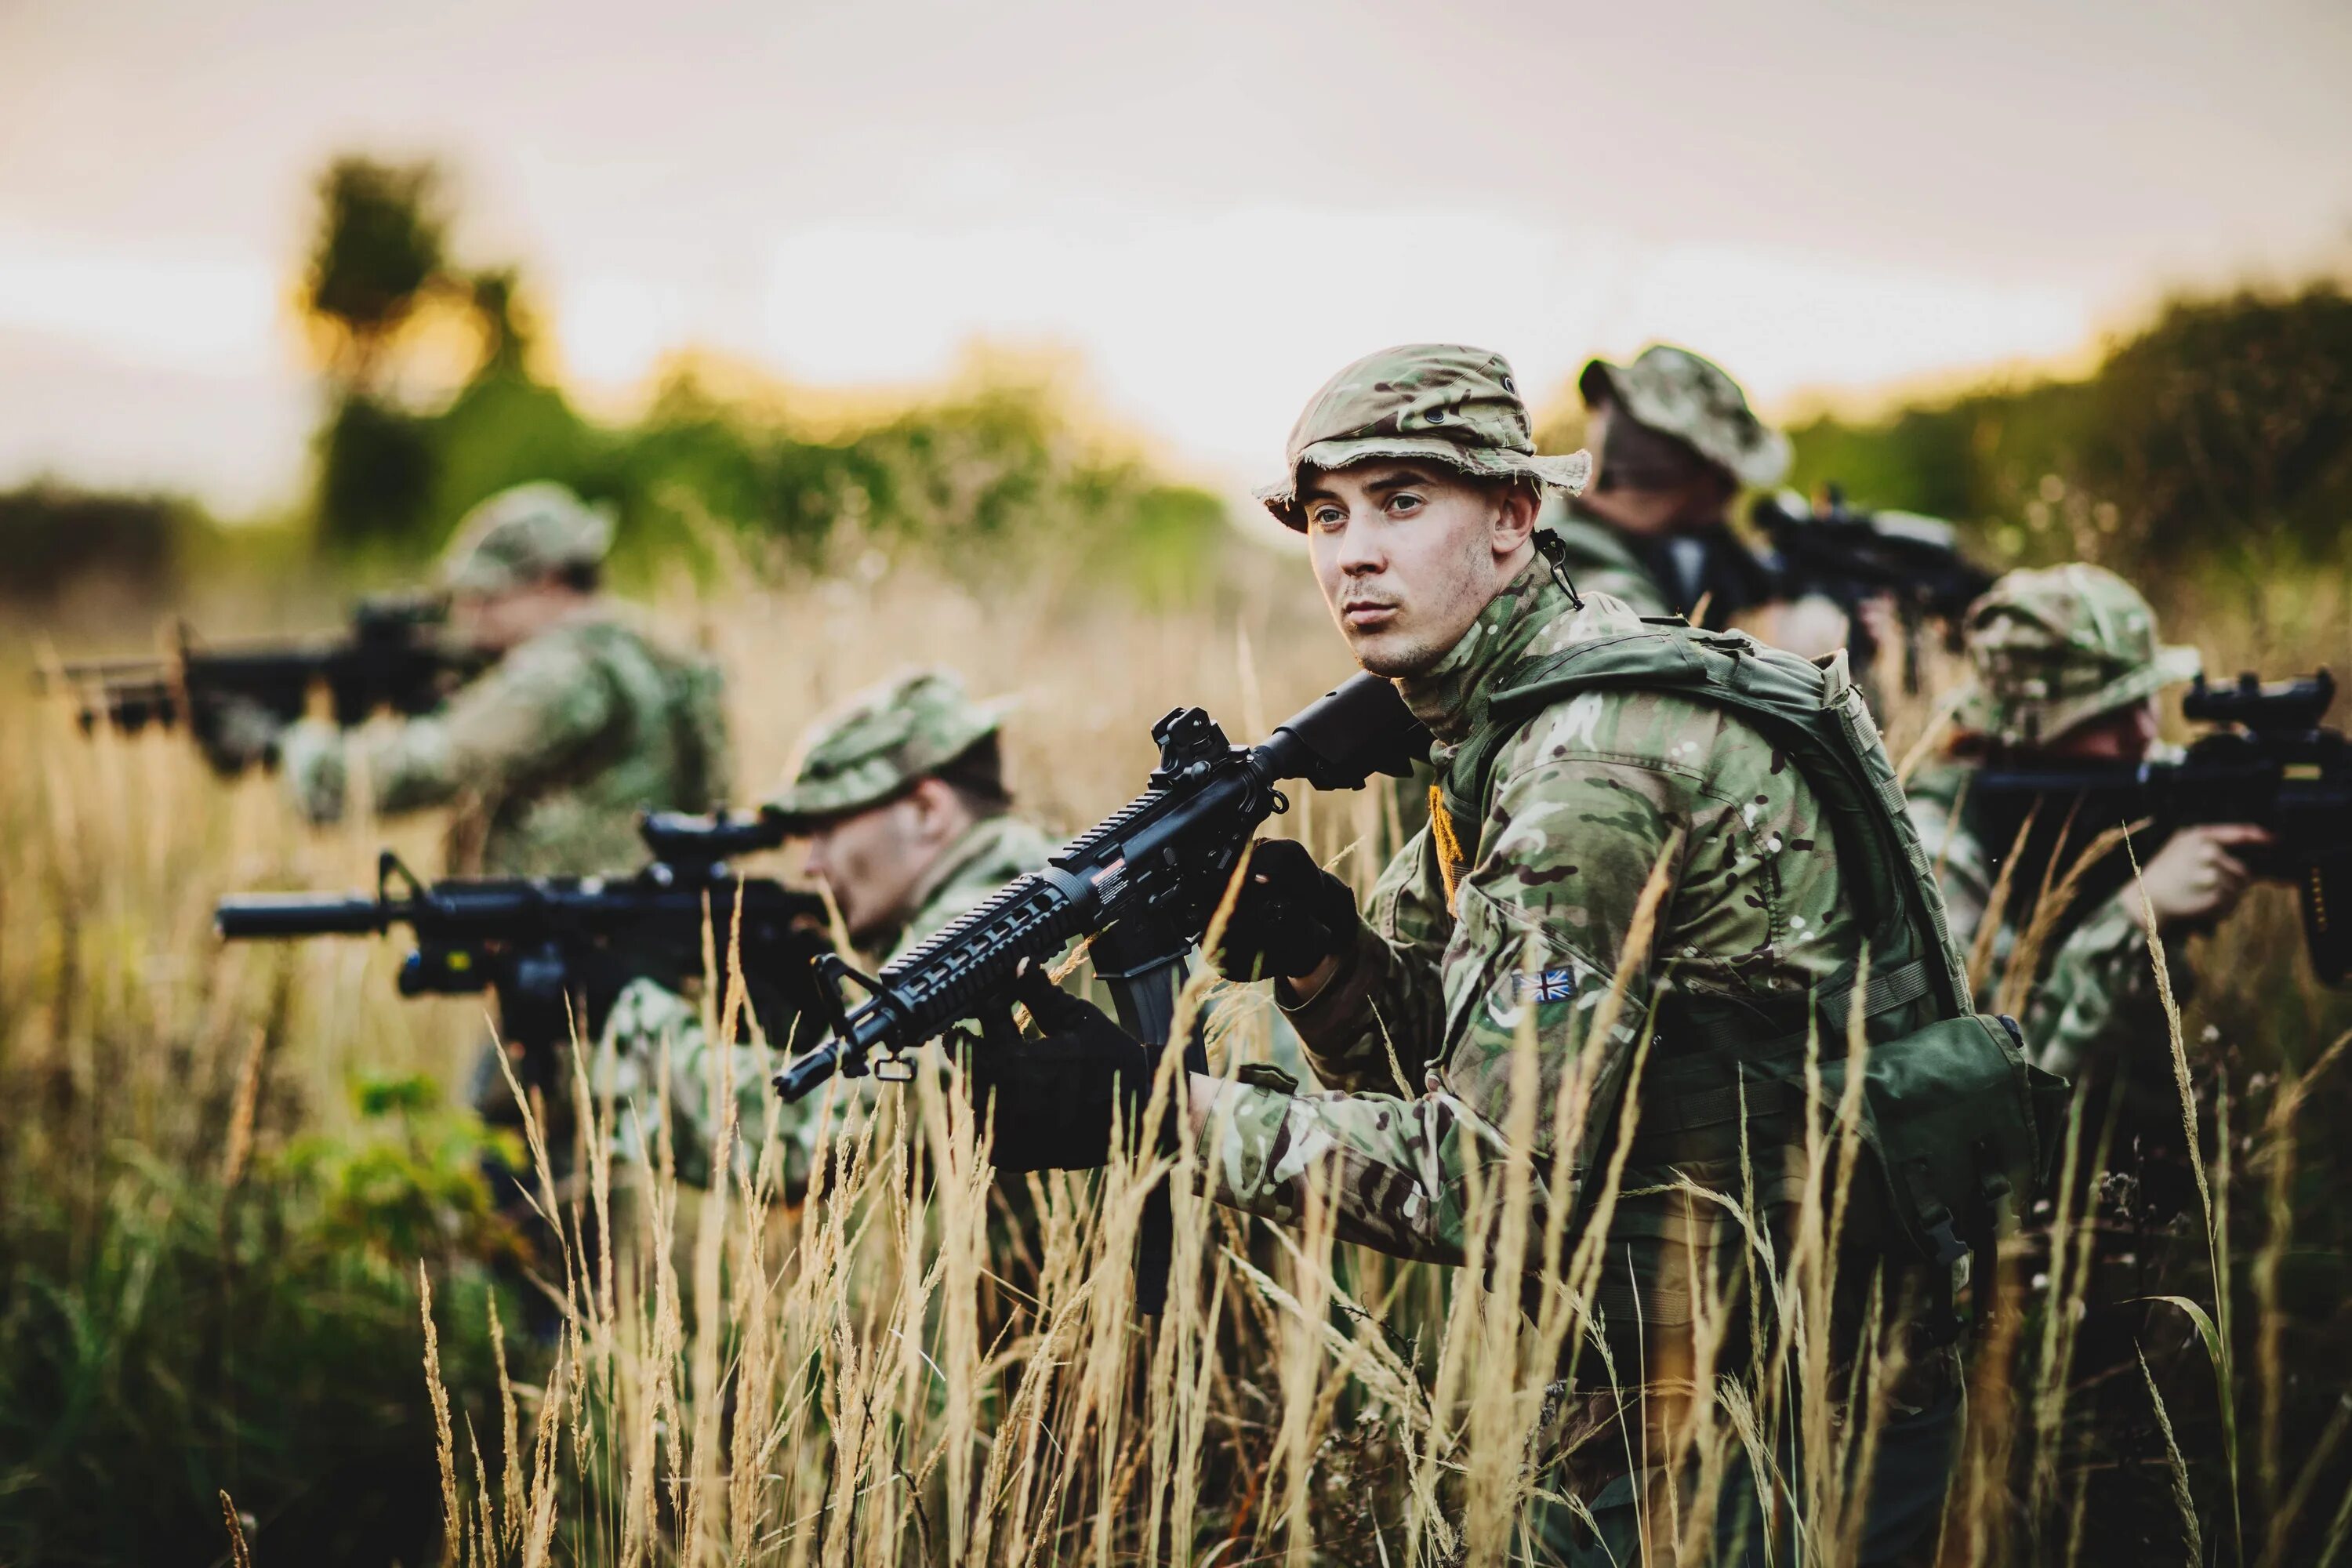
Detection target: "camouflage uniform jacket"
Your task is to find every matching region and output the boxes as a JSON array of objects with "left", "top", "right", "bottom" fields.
[
  {"left": 1905, "top": 756, "right": 2187, "bottom": 1086},
  {"left": 1204, "top": 562, "right": 1873, "bottom": 1338},
  {"left": 596, "top": 812, "right": 1053, "bottom": 1190},
  {"left": 278, "top": 607, "right": 728, "bottom": 877}
]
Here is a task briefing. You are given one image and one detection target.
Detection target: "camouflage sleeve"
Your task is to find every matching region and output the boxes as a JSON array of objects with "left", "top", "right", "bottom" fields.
[
  {"left": 593, "top": 978, "right": 819, "bottom": 1192},
  {"left": 2024, "top": 893, "right": 2189, "bottom": 1083},
  {"left": 277, "top": 630, "right": 619, "bottom": 822},
  {"left": 1200, "top": 1078, "right": 1494, "bottom": 1264},
  {"left": 1203, "top": 741, "right": 1689, "bottom": 1261},
  {"left": 1277, "top": 828, "right": 1453, "bottom": 1094}
]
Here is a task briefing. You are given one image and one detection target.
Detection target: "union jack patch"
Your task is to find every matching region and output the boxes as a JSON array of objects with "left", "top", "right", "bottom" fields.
[{"left": 1512, "top": 966, "right": 1580, "bottom": 1004}]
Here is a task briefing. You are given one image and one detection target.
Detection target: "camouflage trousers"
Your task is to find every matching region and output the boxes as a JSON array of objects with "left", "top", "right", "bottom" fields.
[{"left": 1528, "top": 1385, "right": 1960, "bottom": 1566}]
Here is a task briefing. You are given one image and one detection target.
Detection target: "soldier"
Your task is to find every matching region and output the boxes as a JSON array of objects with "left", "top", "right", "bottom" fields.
[
  {"left": 1904, "top": 563, "right": 2272, "bottom": 1559},
  {"left": 598, "top": 669, "right": 1053, "bottom": 1189},
  {"left": 1549, "top": 343, "right": 1788, "bottom": 624},
  {"left": 1907, "top": 564, "right": 2270, "bottom": 1144},
  {"left": 967, "top": 345, "right": 2022, "bottom": 1563},
  {"left": 272, "top": 481, "right": 731, "bottom": 876}
]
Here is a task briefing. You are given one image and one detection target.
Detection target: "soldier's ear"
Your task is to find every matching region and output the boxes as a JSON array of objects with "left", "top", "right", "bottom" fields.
[
  {"left": 1490, "top": 477, "right": 1540, "bottom": 557},
  {"left": 905, "top": 776, "right": 967, "bottom": 840}
]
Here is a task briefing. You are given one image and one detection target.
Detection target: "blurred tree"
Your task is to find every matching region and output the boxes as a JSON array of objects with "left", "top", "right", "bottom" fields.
[
  {"left": 302, "top": 158, "right": 451, "bottom": 394},
  {"left": 2083, "top": 283, "right": 2352, "bottom": 567},
  {"left": 465, "top": 267, "right": 535, "bottom": 380}
]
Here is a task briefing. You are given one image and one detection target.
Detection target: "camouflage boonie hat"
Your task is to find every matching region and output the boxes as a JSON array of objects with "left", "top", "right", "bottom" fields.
[
  {"left": 1955, "top": 564, "right": 2201, "bottom": 746},
  {"left": 1579, "top": 344, "right": 1791, "bottom": 489},
  {"left": 763, "top": 670, "right": 1014, "bottom": 830},
  {"left": 439, "top": 482, "right": 617, "bottom": 596},
  {"left": 1257, "top": 343, "right": 1592, "bottom": 530}
]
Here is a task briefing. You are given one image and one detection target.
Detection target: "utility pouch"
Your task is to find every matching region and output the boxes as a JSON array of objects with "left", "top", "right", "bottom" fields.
[{"left": 1748, "top": 1011, "right": 2068, "bottom": 1338}]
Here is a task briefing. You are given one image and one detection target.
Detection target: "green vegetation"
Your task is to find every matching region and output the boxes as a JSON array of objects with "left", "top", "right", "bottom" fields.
[{"left": 1784, "top": 282, "right": 2352, "bottom": 592}]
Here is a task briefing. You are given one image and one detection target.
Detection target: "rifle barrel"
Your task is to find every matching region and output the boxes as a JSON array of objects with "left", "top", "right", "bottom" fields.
[{"left": 216, "top": 894, "right": 390, "bottom": 939}]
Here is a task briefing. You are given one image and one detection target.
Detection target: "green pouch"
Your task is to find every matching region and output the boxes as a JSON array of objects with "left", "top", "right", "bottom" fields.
[{"left": 1749, "top": 1012, "right": 2067, "bottom": 1268}]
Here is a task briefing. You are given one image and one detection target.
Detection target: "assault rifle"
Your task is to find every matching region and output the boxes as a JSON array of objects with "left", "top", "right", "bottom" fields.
[
  {"left": 1970, "top": 670, "right": 2351, "bottom": 984},
  {"left": 216, "top": 810, "right": 831, "bottom": 1082},
  {"left": 1750, "top": 485, "right": 1995, "bottom": 691},
  {"left": 47, "top": 591, "right": 490, "bottom": 754},
  {"left": 773, "top": 672, "right": 1431, "bottom": 1313}
]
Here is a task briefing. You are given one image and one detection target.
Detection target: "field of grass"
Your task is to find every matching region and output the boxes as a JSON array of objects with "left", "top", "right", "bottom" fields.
[{"left": 4, "top": 556, "right": 2350, "bottom": 1566}]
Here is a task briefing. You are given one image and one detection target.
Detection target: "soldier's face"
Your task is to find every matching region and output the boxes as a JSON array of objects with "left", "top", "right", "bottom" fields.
[
  {"left": 453, "top": 578, "right": 573, "bottom": 654},
  {"left": 1301, "top": 463, "right": 1537, "bottom": 677},
  {"left": 2046, "top": 697, "right": 2161, "bottom": 760},
  {"left": 800, "top": 780, "right": 971, "bottom": 949},
  {"left": 804, "top": 800, "right": 927, "bottom": 947}
]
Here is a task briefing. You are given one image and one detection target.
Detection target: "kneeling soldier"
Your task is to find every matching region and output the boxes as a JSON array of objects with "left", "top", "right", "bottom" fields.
[
  {"left": 965, "top": 345, "right": 2038, "bottom": 1564},
  {"left": 598, "top": 670, "right": 1051, "bottom": 1190}
]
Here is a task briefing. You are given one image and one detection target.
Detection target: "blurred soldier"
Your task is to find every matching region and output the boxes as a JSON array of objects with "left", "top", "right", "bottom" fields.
[
  {"left": 1907, "top": 564, "right": 2270, "bottom": 1124},
  {"left": 1907, "top": 564, "right": 2272, "bottom": 1559},
  {"left": 598, "top": 669, "right": 1051, "bottom": 1189},
  {"left": 273, "top": 481, "right": 731, "bottom": 876},
  {"left": 273, "top": 481, "right": 724, "bottom": 1126},
  {"left": 234, "top": 481, "right": 731, "bottom": 1328},
  {"left": 965, "top": 344, "right": 2011, "bottom": 1563},
  {"left": 1551, "top": 343, "right": 1788, "bottom": 624}
]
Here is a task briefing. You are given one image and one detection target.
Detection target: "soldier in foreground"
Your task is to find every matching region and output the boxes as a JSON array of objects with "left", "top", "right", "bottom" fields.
[
  {"left": 600, "top": 670, "right": 1051, "bottom": 1189},
  {"left": 1907, "top": 564, "right": 2268, "bottom": 1116},
  {"left": 1549, "top": 343, "right": 1788, "bottom": 622},
  {"left": 964, "top": 345, "right": 2018, "bottom": 1562}
]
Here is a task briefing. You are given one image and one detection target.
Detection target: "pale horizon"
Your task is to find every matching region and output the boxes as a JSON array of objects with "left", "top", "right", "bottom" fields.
[{"left": 2, "top": 0, "right": 2347, "bottom": 515}]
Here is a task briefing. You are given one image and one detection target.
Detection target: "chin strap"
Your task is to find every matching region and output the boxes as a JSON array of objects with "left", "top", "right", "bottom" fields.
[{"left": 1531, "top": 529, "right": 1584, "bottom": 611}]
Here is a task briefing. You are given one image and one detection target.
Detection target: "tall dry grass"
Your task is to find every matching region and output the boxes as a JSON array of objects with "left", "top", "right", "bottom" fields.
[{"left": 5, "top": 557, "right": 2351, "bottom": 1565}]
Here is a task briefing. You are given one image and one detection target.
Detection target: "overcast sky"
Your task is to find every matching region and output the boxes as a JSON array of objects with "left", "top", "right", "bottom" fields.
[{"left": 2, "top": 0, "right": 2347, "bottom": 512}]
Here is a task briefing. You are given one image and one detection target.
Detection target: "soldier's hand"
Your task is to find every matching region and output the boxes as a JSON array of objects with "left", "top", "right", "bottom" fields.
[
  {"left": 195, "top": 695, "right": 285, "bottom": 777},
  {"left": 1209, "top": 838, "right": 1359, "bottom": 983},
  {"left": 2125, "top": 823, "right": 2274, "bottom": 935},
  {"left": 965, "top": 984, "right": 1161, "bottom": 1174}
]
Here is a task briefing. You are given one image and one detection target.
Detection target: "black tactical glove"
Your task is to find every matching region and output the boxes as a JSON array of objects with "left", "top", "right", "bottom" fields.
[
  {"left": 966, "top": 981, "right": 1163, "bottom": 1174},
  {"left": 1208, "top": 837, "right": 1359, "bottom": 983}
]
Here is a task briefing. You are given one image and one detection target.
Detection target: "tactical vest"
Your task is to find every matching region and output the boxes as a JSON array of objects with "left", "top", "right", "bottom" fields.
[{"left": 1438, "top": 619, "right": 2067, "bottom": 1334}]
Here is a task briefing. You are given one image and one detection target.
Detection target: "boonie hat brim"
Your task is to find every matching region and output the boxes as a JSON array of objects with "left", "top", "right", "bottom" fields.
[{"left": 1257, "top": 438, "right": 1592, "bottom": 530}]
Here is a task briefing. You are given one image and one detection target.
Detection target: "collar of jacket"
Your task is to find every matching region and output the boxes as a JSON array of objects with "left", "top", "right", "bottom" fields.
[
  {"left": 1396, "top": 557, "right": 1573, "bottom": 750},
  {"left": 867, "top": 811, "right": 1029, "bottom": 953}
]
